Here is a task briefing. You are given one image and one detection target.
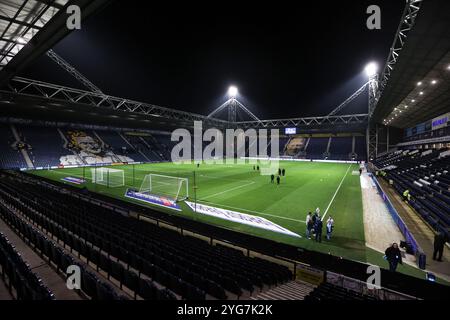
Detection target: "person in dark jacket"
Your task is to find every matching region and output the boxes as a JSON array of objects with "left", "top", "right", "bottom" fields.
[
  {"left": 314, "top": 218, "right": 323, "bottom": 243},
  {"left": 270, "top": 174, "right": 275, "bottom": 183},
  {"left": 433, "top": 232, "right": 447, "bottom": 261},
  {"left": 385, "top": 243, "right": 402, "bottom": 272}
]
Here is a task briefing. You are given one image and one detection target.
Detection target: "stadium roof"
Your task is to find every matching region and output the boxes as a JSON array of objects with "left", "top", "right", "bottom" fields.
[
  {"left": 0, "top": 0, "right": 110, "bottom": 86},
  {"left": 373, "top": 0, "right": 450, "bottom": 128}
]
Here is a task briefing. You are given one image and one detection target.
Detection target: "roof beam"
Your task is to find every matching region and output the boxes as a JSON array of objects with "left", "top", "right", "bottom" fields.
[{"left": 0, "top": 0, "right": 112, "bottom": 87}]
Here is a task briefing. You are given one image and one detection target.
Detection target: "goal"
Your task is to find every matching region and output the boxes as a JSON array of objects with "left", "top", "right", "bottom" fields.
[
  {"left": 139, "top": 174, "right": 189, "bottom": 201},
  {"left": 91, "top": 167, "right": 125, "bottom": 188}
]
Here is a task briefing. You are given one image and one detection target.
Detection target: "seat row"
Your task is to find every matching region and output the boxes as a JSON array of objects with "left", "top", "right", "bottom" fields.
[
  {"left": 304, "top": 282, "right": 377, "bottom": 301},
  {"left": 0, "top": 202, "right": 177, "bottom": 300},
  {"left": 0, "top": 173, "right": 292, "bottom": 299},
  {"left": 0, "top": 218, "right": 54, "bottom": 300}
]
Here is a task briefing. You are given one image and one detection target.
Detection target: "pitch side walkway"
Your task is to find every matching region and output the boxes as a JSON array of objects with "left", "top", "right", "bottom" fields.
[
  {"left": 379, "top": 179, "right": 450, "bottom": 283},
  {"left": 360, "top": 171, "right": 415, "bottom": 264}
]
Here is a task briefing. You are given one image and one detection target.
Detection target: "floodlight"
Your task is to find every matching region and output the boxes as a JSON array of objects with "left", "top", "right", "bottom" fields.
[
  {"left": 228, "top": 86, "right": 238, "bottom": 98},
  {"left": 364, "top": 62, "right": 378, "bottom": 77}
]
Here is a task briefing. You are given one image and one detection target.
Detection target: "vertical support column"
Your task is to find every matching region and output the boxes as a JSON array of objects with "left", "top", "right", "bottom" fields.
[
  {"left": 228, "top": 98, "right": 237, "bottom": 123},
  {"left": 387, "top": 126, "right": 390, "bottom": 152},
  {"left": 367, "top": 123, "right": 378, "bottom": 161},
  {"left": 367, "top": 73, "right": 380, "bottom": 162},
  {"left": 352, "top": 135, "right": 355, "bottom": 154}
]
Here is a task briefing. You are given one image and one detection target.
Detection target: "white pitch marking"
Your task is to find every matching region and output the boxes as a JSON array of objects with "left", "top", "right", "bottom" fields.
[
  {"left": 199, "top": 181, "right": 255, "bottom": 200},
  {"left": 321, "top": 164, "right": 352, "bottom": 221},
  {"left": 197, "top": 201, "right": 305, "bottom": 223}
]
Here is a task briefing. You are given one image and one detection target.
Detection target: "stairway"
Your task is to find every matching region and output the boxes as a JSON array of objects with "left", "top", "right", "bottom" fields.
[
  {"left": 250, "top": 280, "right": 316, "bottom": 300},
  {"left": 10, "top": 124, "right": 34, "bottom": 168}
]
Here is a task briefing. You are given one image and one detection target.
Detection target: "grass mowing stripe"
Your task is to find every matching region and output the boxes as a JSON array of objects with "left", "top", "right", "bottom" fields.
[
  {"left": 199, "top": 181, "right": 255, "bottom": 200},
  {"left": 197, "top": 201, "right": 305, "bottom": 223},
  {"left": 321, "top": 164, "right": 352, "bottom": 221}
]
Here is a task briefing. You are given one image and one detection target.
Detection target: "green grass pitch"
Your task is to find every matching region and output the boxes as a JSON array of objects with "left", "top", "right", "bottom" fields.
[
  {"left": 30, "top": 161, "right": 366, "bottom": 260},
  {"left": 29, "top": 160, "right": 447, "bottom": 283}
]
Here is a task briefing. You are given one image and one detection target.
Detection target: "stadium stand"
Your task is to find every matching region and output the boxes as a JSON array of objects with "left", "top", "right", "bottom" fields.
[
  {"left": 19, "top": 126, "right": 67, "bottom": 167},
  {"left": 305, "top": 137, "right": 329, "bottom": 159},
  {"left": 0, "top": 230, "right": 54, "bottom": 300},
  {"left": 0, "top": 121, "right": 369, "bottom": 168},
  {"left": 304, "top": 282, "right": 378, "bottom": 301},
  {"left": 142, "top": 134, "right": 171, "bottom": 161},
  {"left": 354, "top": 136, "right": 366, "bottom": 160},
  {"left": 0, "top": 124, "right": 27, "bottom": 169},
  {"left": 374, "top": 148, "right": 450, "bottom": 240},
  {"left": 329, "top": 136, "right": 353, "bottom": 160},
  {"left": 81, "top": 130, "right": 141, "bottom": 163},
  {"left": 122, "top": 134, "right": 158, "bottom": 162},
  {"left": 0, "top": 171, "right": 293, "bottom": 300},
  {"left": 283, "top": 137, "right": 306, "bottom": 156},
  {"left": 251, "top": 280, "right": 316, "bottom": 300}
]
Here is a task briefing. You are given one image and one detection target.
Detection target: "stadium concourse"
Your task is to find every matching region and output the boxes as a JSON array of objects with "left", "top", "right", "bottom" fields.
[{"left": 0, "top": 0, "right": 450, "bottom": 303}]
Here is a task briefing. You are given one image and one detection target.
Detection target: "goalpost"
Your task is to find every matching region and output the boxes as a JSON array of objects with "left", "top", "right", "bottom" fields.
[
  {"left": 139, "top": 174, "right": 189, "bottom": 201},
  {"left": 91, "top": 167, "right": 125, "bottom": 188}
]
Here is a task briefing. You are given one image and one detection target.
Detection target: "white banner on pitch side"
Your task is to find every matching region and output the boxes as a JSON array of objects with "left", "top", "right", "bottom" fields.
[{"left": 185, "top": 201, "right": 300, "bottom": 238}]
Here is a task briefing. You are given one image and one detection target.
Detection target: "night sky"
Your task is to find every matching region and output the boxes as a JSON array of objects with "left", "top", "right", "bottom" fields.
[{"left": 22, "top": 0, "right": 405, "bottom": 120}]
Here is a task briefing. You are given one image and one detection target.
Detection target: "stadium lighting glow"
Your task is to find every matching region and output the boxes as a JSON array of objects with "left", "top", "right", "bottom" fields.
[
  {"left": 228, "top": 86, "right": 238, "bottom": 98},
  {"left": 411, "top": 99, "right": 415, "bottom": 102},
  {"left": 16, "top": 37, "right": 27, "bottom": 44},
  {"left": 419, "top": 91, "right": 424, "bottom": 95},
  {"left": 364, "top": 62, "right": 378, "bottom": 77},
  {"left": 431, "top": 80, "right": 437, "bottom": 84},
  {"left": 417, "top": 81, "right": 422, "bottom": 86}
]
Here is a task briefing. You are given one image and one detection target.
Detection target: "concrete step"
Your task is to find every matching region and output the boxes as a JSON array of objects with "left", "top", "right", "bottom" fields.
[{"left": 251, "top": 280, "right": 316, "bottom": 300}]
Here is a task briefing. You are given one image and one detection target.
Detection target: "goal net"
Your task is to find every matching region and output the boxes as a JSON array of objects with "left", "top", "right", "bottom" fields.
[
  {"left": 139, "top": 174, "right": 189, "bottom": 201},
  {"left": 91, "top": 167, "right": 125, "bottom": 188}
]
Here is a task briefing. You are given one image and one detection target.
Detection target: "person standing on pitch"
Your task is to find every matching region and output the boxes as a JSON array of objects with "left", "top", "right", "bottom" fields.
[
  {"left": 282, "top": 168, "right": 285, "bottom": 176},
  {"left": 326, "top": 216, "right": 334, "bottom": 240},
  {"left": 276, "top": 175, "right": 280, "bottom": 185},
  {"left": 278, "top": 168, "right": 282, "bottom": 176},
  {"left": 385, "top": 243, "right": 402, "bottom": 272},
  {"left": 314, "top": 216, "right": 323, "bottom": 243},
  {"left": 305, "top": 212, "right": 312, "bottom": 239},
  {"left": 270, "top": 174, "right": 275, "bottom": 184}
]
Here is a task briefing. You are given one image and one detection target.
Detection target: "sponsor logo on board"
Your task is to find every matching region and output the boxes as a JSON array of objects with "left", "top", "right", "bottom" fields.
[
  {"left": 61, "top": 177, "right": 86, "bottom": 185},
  {"left": 124, "top": 189, "right": 181, "bottom": 211},
  {"left": 185, "top": 201, "right": 300, "bottom": 238}
]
